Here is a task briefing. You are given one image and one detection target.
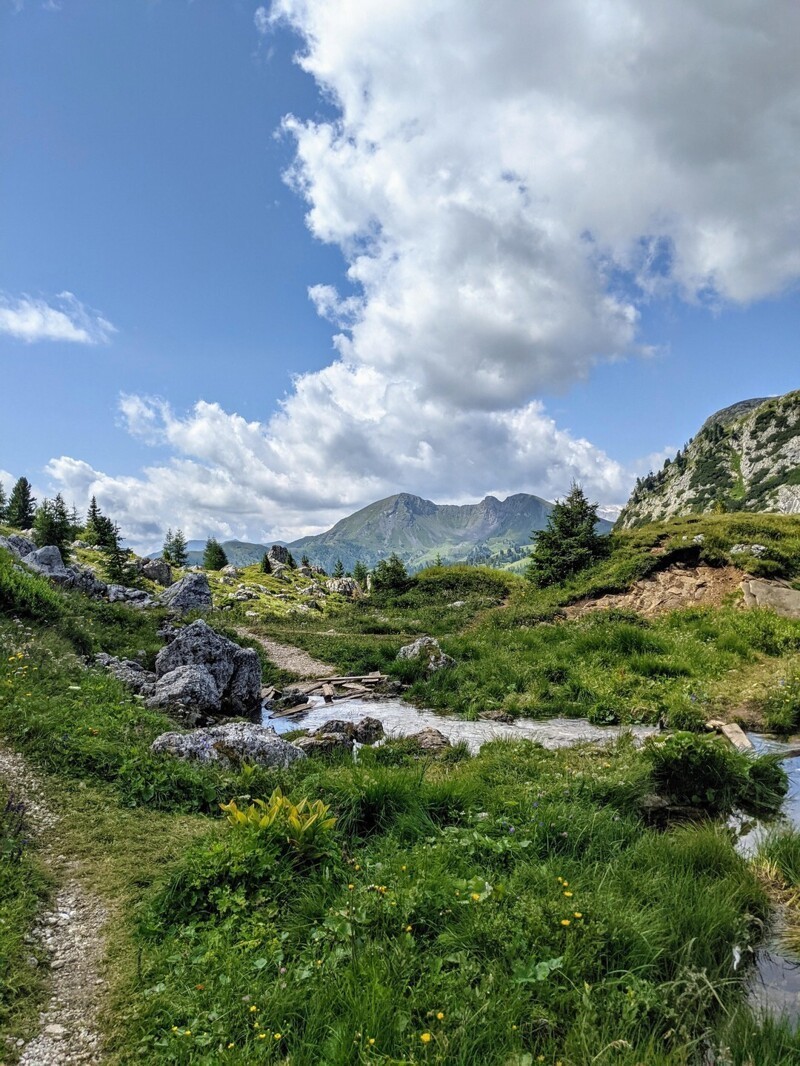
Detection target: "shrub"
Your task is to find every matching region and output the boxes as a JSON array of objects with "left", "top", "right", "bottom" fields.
[
  {"left": 220, "top": 788, "right": 337, "bottom": 862},
  {"left": 644, "top": 732, "right": 786, "bottom": 815}
]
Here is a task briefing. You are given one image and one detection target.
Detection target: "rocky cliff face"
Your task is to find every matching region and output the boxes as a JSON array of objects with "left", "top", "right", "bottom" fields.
[{"left": 618, "top": 391, "right": 800, "bottom": 528}]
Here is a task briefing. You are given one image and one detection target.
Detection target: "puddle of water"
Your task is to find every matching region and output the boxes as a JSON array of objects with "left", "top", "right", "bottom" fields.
[{"left": 264, "top": 694, "right": 657, "bottom": 753}]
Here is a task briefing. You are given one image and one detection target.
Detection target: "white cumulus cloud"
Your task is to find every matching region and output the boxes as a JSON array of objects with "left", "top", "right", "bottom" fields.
[
  {"left": 0, "top": 292, "right": 116, "bottom": 345},
  {"left": 45, "top": 1, "right": 800, "bottom": 544}
]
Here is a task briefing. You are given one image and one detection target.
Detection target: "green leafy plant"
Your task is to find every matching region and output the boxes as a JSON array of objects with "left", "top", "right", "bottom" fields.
[{"left": 220, "top": 787, "right": 337, "bottom": 860}]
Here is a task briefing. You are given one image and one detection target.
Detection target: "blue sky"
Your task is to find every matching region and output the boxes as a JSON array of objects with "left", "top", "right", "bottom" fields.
[{"left": 1, "top": 1, "right": 798, "bottom": 547}]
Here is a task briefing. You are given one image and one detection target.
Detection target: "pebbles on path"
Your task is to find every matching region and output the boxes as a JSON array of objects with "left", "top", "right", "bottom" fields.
[{"left": 0, "top": 746, "right": 107, "bottom": 1065}]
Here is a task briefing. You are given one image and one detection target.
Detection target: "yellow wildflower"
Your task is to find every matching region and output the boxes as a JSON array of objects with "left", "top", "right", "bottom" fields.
[
  {"left": 564, "top": 891, "right": 573, "bottom": 897},
  {"left": 561, "top": 919, "right": 571, "bottom": 926},
  {"left": 273, "top": 1033, "right": 281, "bottom": 1040},
  {"left": 436, "top": 1012, "right": 444, "bottom": 1020},
  {"left": 420, "top": 1032, "right": 432, "bottom": 1044},
  {"left": 470, "top": 892, "right": 481, "bottom": 901},
  {"left": 250, "top": 1005, "right": 258, "bottom": 1012},
  {"left": 574, "top": 911, "right": 583, "bottom": 918},
  {"left": 368, "top": 1037, "right": 376, "bottom": 1046}
]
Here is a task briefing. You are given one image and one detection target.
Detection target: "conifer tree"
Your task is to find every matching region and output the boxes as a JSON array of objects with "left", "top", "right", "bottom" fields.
[
  {"left": 333, "top": 558, "right": 345, "bottom": 578},
  {"left": 371, "top": 552, "right": 408, "bottom": 593},
  {"left": 6, "top": 477, "right": 36, "bottom": 529},
  {"left": 261, "top": 552, "right": 272, "bottom": 574},
  {"left": 526, "top": 483, "right": 607, "bottom": 588},
  {"left": 352, "top": 560, "right": 368, "bottom": 587},
  {"left": 203, "top": 537, "right": 228, "bottom": 570},
  {"left": 162, "top": 528, "right": 175, "bottom": 564},
  {"left": 33, "top": 494, "right": 72, "bottom": 558},
  {"left": 171, "top": 529, "right": 188, "bottom": 568},
  {"left": 286, "top": 551, "right": 297, "bottom": 569},
  {"left": 301, "top": 554, "right": 310, "bottom": 567},
  {"left": 0, "top": 481, "right": 6, "bottom": 523}
]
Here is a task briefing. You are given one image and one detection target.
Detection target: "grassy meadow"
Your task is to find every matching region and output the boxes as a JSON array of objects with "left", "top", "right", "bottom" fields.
[{"left": 1, "top": 512, "right": 800, "bottom": 1062}]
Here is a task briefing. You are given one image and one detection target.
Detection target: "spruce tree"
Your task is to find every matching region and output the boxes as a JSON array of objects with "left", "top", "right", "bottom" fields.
[
  {"left": 6, "top": 477, "right": 36, "bottom": 529},
  {"left": 371, "top": 552, "right": 408, "bottom": 593},
  {"left": 171, "top": 529, "right": 188, "bottom": 568},
  {"left": 34, "top": 494, "right": 72, "bottom": 558},
  {"left": 333, "top": 558, "right": 345, "bottom": 578},
  {"left": 261, "top": 552, "right": 272, "bottom": 574},
  {"left": 526, "top": 483, "right": 607, "bottom": 588},
  {"left": 301, "top": 554, "right": 310, "bottom": 567},
  {"left": 352, "top": 560, "right": 368, "bottom": 587},
  {"left": 0, "top": 481, "right": 6, "bottom": 523},
  {"left": 203, "top": 537, "right": 228, "bottom": 570},
  {"left": 286, "top": 551, "right": 297, "bottom": 569},
  {"left": 162, "top": 528, "right": 175, "bottom": 564}
]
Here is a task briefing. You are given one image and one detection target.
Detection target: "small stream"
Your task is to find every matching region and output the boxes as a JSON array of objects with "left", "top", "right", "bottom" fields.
[
  {"left": 740, "top": 734, "right": 800, "bottom": 1023},
  {"left": 265, "top": 696, "right": 800, "bottom": 1023},
  {"left": 264, "top": 694, "right": 657, "bottom": 753}
]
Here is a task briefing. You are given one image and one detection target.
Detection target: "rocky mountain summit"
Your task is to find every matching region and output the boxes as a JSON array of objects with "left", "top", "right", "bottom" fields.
[{"left": 619, "top": 390, "right": 800, "bottom": 527}]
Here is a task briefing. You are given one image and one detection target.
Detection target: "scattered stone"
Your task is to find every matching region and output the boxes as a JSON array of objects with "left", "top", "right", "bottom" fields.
[
  {"left": 151, "top": 723, "right": 306, "bottom": 769},
  {"left": 396, "top": 635, "right": 455, "bottom": 672},
  {"left": 730, "top": 543, "right": 767, "bottom": 557},
  {"left": 141, "top": 558, "right": 173, "bottom": 585},
  {"left": 325, "top": 577, "right": 363, "bottom": 598},
  {"left": 740, "top": 578, "right": 800, "bottom": 619},
  {"left": 295, "top": 732, "right": 353, "bottom": 755},
  {"left": 107, "top": 583, "right": 152, "bottom": 606},
  {"left": 404, "top": 727, "right": 451, "bottom": 752},
  {"left": 154, "top": 619, "right": 261, "bottom": 717},
  {"left": 95, "top": 653, "right": 157, "bottom": 697},
  {"left": 479, "top": 709, "right": 515, "bottom": 724},
  {"left": 316, "top": 717, "right": 385, "bottom": 744},
  {"left": 22, "top": 544, "right": 70, "bottom": 578},
  {"left": 156, "top": 572, "right": 213, "bottom": 613},
  {"left": 220, "top": 564, "right": 241, "bottom": 578},
  {"left": 268, "top": 544, "right": 292, "bottom": 566},
  {"left": 147, "top": 665, "right": 221, "bottom": 715},
  {"left": 0, "top": 533, "right": 36, "bottom": 557}
]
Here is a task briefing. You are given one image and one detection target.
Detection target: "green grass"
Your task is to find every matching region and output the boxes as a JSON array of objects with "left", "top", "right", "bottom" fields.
[
  {"left": 0, "top": 784, "right": 49, "bottom": 1046},
  {"left": 2, "top": 521, "right": 800, "bottom": 1062}
]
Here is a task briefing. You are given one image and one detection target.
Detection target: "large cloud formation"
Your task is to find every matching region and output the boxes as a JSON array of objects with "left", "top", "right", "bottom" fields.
[{"left": 51, "top": 0, "right": 800, "bottom": 546}]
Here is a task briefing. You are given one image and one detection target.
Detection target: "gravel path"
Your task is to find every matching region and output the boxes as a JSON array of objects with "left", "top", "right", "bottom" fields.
[
  {"left": 236, "top": 627, "right": 336, "bottom": 679},
  {"left": 0, "top": 746, "right": 107, "bottom": 1065}
]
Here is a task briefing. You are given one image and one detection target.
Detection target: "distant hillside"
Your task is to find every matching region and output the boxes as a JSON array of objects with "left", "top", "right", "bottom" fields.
[
  {"left": 619, "top": 390, "right": 800, "bottom": 528},
  {"left": 182, "top": 540, "right": 283, "bottom": 568},
  {"left": 288, "top": 492, "right": 612, "bottom": 573}
]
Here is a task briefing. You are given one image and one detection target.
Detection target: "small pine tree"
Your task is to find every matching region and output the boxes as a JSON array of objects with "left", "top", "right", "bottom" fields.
[
  {"left": 203, "top": 537, "right": 228, "bottom": 570},
  {"left": 352, "top": 560, "right": 368, "bottom": 587},
  {"left": 33, "top": 494, "right": 72, "bottom": 558},
  {"left": 434, "top": 552, "right": 443, "bottom": 567},
  {"left": 333, "top": 558, "right": 345, "bottom": 578},
  {"left": 0, "top": 481, "right": 7, "bottom": 523},
  {"left": 286, "top": 551, "right": 297, "bottom": 569},
  {"left": 371, "top": 552, "right": 409, "bottom": 593},
  {"left": 301, "top": 554, "right": 310, "bottom": 567},
  {"left": 261, "top": 552, "right": 272, "bottom": 574},
  {"left": 171, "top": 529, "right": 188, "bottom": 568},
  {"left": 526, "top": 483, "right": 607, "bottom": 588},
  {"left": 102, "top": 521, "right": 136, "bottom": 584},
  {"left": 6, "top": 477, "right": 36, "bottom": 529},
  {"left": 162, "top": 528, "right": 175, "bottom": 564}
]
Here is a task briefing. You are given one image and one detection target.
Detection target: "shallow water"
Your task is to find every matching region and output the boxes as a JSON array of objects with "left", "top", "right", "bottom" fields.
[
  {"left": 740, "top": 734, "right": 800, "bottom": 1024},
  {"left": 264, "top": 694, "right": 657, "bottom": 753}
]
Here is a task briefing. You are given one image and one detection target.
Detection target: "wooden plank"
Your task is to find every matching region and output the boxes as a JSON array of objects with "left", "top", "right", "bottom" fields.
[
  {"left": 322, "top": 683, "right": 335, "bottom": 704},
  {"left": 269, "top": 701, "right": 314, "bottom": 719},
  {"left": 720, "top": 723, "right": 754, "bottom": 751},
  {"left": 312, "top": 673, "right": 388, "bottom": 684}
]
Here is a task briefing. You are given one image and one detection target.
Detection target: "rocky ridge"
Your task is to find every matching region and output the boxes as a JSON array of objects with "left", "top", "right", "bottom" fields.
[{"left": 619, "top": 391, "right": 800, "bottom": 527}]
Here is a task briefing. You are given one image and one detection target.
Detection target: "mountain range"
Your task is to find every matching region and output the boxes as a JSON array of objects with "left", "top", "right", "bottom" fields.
[{"left": 181, "top": 492, "right": 613, "bottom": 572}]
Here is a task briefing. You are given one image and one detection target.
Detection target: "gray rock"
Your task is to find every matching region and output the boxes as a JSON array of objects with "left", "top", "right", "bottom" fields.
[
  {"left": 95, "top": 654, "right": 157, "bottom": 697},
  {"left": 730, "top": 543, "right": 767, "bottom": 557},
  {"left": 268, "top": 544, "right": 291, "bottom": 566},
  {"left": 70, "top": 567, "right": 108, "bottom": 599},
  {"left": 220, "top": 564, "right": 241, "bottom": 578},
  {"left": 142, "top": 558, "right": 173, "bottom": 586},
  {"left": 325, "top": 577, "right": 363, "bottom": 598},
  {"left": 396, "top": 635, "right": 455, "bottom": 672},
  {"left": 147, "top": 665, "right": 221, "bottom": 714},
  {"left": 227, "top": 648, "right": 262, "bottom": 717},
  {"left": 316, "top": 717, "right": 385, "bottom": 744},
  {"left": 155, "top": 620, "right": 261, "bottom": 717},
  {"left": 23, "top": 545, "right": 69, "bottom": 577},
  {"left": 151, "top": 723, "right": 306, "bottom": 770},
  {"left": 107, "top": 584, "right": 151, "bottom": 606},
  {"left": 295, "top": 732, "right": 353, "bottom": 755},
  {"left": 0, "top": 534, "right": 36, "bottom": 558},
  {"left": 741, "top": 578, "right": 800, "bottom": 619},
  {"left": 156, "top": 572, "right": 213, "bottom": 613},
  {"left": 405, "top": 727, "right": 451, "bottom": 752}
]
